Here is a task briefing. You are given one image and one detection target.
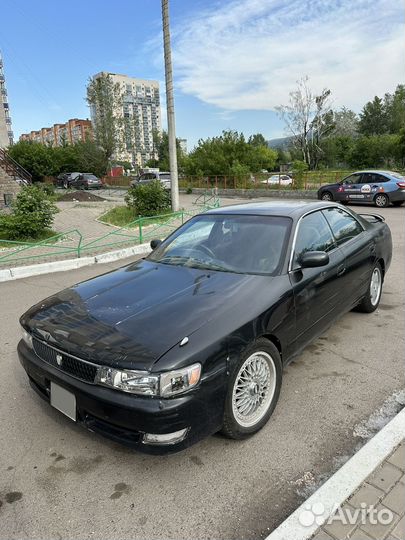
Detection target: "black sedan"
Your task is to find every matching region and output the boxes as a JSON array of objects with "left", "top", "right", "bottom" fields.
[
  {"left": 318, "top": 170, "right": 405, "bottom": 207},
  {"left": 18, "top": 202, "right": 392, "bottom": 453}
]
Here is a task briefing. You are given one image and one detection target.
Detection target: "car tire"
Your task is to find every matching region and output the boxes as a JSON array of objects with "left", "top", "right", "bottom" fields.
[
  {"left": 355, "top": 262, "right": 383, "bottom": 313},
  {"left": 63, "top": 180, "right": 68, "bottom": 189},
  {"left": 374, "top": 193, "right": 389, "bottom": 208},
  {"left": 320, "top": 191, "right": 333, "bottom": 201},
  {"left": 392, "top": 201, "right": 404, "bottom": 207},
  {"left": 221, "top": 338, "right": 282, "bottom": 440}
]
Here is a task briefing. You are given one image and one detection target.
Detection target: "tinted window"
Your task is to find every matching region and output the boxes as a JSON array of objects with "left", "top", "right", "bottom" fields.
[
  {"left": 322, "top": 207, "right": 363, "bottom": 246},
  {"left": 342, "top": 173, "right": 362, "bottom": 185},
  {"left": 294, "top": 211, "right": 335, "bottom": 267},
  {"left": 149, "top": 214, "right": 291, "bottom": 275}
]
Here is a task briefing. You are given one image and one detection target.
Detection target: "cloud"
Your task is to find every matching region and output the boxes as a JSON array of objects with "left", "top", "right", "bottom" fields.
[{"left": 172, "top": 0, "right": 405, "bottom": 111}]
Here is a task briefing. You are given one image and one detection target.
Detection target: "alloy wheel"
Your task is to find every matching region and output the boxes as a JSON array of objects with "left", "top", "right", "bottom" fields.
[
  {"left": 231, "top": 351, "right": 276, "bottom": 428},
  {"left": 370, "top": 267, "right": 382, "bottom": 306}
]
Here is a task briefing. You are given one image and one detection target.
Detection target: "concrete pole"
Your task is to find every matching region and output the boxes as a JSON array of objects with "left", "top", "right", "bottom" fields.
[{"left": 161, "top": 0, "right": 179, "bottom": 211}]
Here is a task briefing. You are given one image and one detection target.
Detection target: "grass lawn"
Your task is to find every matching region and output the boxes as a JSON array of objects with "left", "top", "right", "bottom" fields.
[
  {"left": 0, "top": 229, "right": 58, "bottom": 248},
  {"left": 99, "top": 206, "right": 177, "bottom": 228}
]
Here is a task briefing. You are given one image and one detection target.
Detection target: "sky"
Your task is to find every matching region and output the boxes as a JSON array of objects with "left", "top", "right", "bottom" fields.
[{"left": 1, "top": 0, "right": 404, "bottom": 150}]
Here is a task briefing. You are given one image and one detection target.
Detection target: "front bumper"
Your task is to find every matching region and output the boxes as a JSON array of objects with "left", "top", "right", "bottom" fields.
[{"left": 18, "top": 340, "right": 225, "bottom": 454}]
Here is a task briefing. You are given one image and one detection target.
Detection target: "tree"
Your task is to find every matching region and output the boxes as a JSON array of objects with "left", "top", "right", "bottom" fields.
[
  {"left": 384, "top": 85, "right": 405, "bottom": 134},
  {"left": 331, "top": 107, "right": 359, "bottom": 137},
  {"left": 358, "top": 96, "right": 387, "bottom": 135},
  {"left": 147, "top": 130, "right": 186, "bottom": 172},
  {"left": 276, "top": 77, "right": 333, "bottom": 169},
  {"left": 86, "top": 73, "right": 124, "bottom": 163},
  {"left": 184, "top": 130, "right": 277, "bottom": 176},
  {"left": 248, "top": 133, "right": 267, "bottom": 147},
  {"left": 8, "top": 141, "right": 57, "bottom": 181}
]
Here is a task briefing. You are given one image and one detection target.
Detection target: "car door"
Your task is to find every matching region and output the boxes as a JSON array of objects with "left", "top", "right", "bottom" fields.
[
  {"left": 340, "top": 173, "right": 364, "bottom": 202},
  {"left": 289, "top": 210, "right": 346, "bottom": 352},
  {"left": 322, "top": 206, "right": 375, "bottom": 309},
  {"left": 358, "top": 172, "right": 377, "bottom": 203}
]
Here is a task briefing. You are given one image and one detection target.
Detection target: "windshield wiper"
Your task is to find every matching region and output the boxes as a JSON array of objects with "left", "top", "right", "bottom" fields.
[{"left": 157, "top": 256, "right": 237, "bottom": 273}]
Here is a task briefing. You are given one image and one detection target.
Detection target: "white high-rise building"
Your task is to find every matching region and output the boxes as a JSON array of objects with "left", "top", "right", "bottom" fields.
[
  {"left": 0, "top": 54, "right": 13, "bottom": 148},
  {"left": 91, "top": 72, "right": 161, "bottom": 166}
]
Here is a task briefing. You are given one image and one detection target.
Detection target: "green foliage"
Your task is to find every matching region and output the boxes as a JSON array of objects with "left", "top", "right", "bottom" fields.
[
  {"left": 184, "top": 130, "right": 277, "bottom": 176},
  {"left": 292, "top": 160, "right": 309, "bottom": 189},
  {"left": 124, "top": 181, "right": 171, "bottom": 217},
  {"left": 0, "top": 185, "right": 58, "bottom": 240},
  {"left": 99, "top": 206, "right": 137, "bottom": 227},
  {"left": 150, "top": 130, "right": 187, "bottom": 172},
  {"left": 7, "top": 139, "right": 109, "bottom": 180},
  {"left": 359, "top": 85, "right": 405, "bottom": 136},
  {"left": 347, "top": 134, "right": 402, "bottom": 169},
  {"left": 86, "top": 74, "right": 123, "bottom": 162}
]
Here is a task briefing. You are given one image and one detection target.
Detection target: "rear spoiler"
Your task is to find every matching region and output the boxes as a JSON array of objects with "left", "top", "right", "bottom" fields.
[{"left": 358, "top": 213, "right": 385, "bottom": 223}]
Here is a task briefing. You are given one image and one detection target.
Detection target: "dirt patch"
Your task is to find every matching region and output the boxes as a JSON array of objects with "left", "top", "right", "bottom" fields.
[{"left": 58, "top": 191, "right": 106, "bottom": 202}]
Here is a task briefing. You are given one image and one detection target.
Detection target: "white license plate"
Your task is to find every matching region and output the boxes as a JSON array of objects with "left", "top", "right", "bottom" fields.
[{"left": 50, "top": 382, "right": 76, "bottom": 421}]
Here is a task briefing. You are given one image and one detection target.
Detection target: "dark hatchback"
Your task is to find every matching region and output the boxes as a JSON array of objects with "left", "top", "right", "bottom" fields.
[{"left": 18, "top": 202, "right": 392, "bottom": 453}]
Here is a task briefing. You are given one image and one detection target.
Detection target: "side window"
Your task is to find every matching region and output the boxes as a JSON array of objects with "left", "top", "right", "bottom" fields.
[
  {"left": 373, "top": 174, "right": 389, "bottom": 183},
  {"left": 342, "top": 174, "right": 362, "bottom": 185},
  {"left": 294, "top": 211, "right": 336, "bottom": 267},
  {"left": 322, "top": 208, "right": 363, "bottom": 246}
]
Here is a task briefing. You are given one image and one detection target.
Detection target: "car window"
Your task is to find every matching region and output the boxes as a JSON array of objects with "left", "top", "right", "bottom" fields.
[
  {"left": 322, "top": 207, "right": 363, "bottom": 246},
  {"left": 294, "top": 211, "right": 336, "bottom": 267},
  {"left": 342, "top": 174, "right": 362, "bottom": 185},
  {"left": 373, "top": 174, "right": 389, "bottom": 183},
  {"left": 160, "top": 174, "right": 171, "bottom": 180},
  {"left": 148, "top": 214, "right": 292, "bottom": 275}
]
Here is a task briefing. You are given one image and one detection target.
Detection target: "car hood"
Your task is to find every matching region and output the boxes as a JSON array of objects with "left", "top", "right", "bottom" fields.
[{"left": 22, "top": 259, "right": 271, "bottom": 370}]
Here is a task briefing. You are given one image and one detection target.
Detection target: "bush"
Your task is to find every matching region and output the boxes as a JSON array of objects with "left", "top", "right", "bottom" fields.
[
  {"left": 0, "top": 185, "right": 58, "bottom": 240},
  {"left": 292, "top": 160, "right": 309, "bottom": 189},
  {"left": 125, "top": 181, "right": 171, "bottom": 217},
  {"left": 38, "top": 182, "right": 56, "bottom": 197}
]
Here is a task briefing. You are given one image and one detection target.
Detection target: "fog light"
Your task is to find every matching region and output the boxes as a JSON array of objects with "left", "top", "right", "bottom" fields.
[{"left": 142, "top": 428, "right": 188, "bottom": 445}]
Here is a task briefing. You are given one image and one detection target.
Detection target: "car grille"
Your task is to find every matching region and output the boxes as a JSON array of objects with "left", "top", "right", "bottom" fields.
[{"left": 32, "top": 338, "right": 98, "bottom": 384}]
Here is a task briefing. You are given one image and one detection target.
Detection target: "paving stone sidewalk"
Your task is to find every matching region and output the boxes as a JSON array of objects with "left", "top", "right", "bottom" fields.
[{"left": 313, "top": 440, "right": 405, "bottom": 540}]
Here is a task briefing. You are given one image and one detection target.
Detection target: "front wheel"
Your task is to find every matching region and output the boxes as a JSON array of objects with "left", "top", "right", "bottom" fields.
[
  {"left": 221, "top": 339, "right": 282, "bottom": 439},
  {"left": 321, "top": 191, "right": 333, "bottom": 201},
  {"left": 356, "top": 263, "right": 383, "bottom": 313},
  {"left": 374, "top": 193, "right": 389, "bottom": 208}
]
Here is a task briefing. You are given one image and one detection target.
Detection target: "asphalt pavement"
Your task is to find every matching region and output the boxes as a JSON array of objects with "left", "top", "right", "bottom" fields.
[{"left": 0, "top": 204, "right": 403, "bottom": 540}]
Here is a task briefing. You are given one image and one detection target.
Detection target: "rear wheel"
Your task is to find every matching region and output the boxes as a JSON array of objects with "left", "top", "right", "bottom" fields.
[
  {"left": 392, "top": 201, "right": 404, "bottom": 207},
  {"left": 374, "top": 193, "right": 389, "bottom": 208},
  {"left": 321, "top": 191, "right": 333, "bottom": 201},
  {"left": 221, "top": 338, "right": 282, "bottom": 439},
  {"left": 356, "top": 262, "right": 383, "bottom": 313}
]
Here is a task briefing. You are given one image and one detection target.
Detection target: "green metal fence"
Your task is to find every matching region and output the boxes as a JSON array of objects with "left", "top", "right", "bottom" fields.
[{"left": 0, "top": 193, "right": 221, "bottom": 267}]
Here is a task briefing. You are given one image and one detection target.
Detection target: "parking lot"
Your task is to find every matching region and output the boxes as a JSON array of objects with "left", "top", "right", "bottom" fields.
[{"left": 0, "top": 204, "right": 404, "bottom": 540}]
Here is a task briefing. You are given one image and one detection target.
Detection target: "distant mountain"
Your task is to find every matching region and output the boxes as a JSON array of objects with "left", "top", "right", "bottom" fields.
[{"left": 267, "top": 136, "right": 293, "bottom": 149}]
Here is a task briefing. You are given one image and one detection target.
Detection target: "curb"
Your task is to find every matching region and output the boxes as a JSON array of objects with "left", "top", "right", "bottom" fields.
[
  {"left": 265, "top": 406, "right": 405, "bottom": 540},
  {"left": 0, "top": 243, "right": 151, "bottom": 282}
]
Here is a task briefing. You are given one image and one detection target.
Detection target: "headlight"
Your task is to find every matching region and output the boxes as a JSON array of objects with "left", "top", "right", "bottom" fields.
[
  {"left": 95, "top": 367, "right": 159, "bottom": 395},
  {"left": 21, "top": 326, "right": 33, "bottom": 349},
  {"left": 159, "top": 363, "right": 201, "bottom": 397},
  {"left": 95, "top": 363, "right": 201, "bottom": 397}
]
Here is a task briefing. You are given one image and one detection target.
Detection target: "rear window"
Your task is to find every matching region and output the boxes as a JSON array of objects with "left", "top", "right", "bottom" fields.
[
  {"left": 160, "top": 174, "right": 171, "bottom": 180},
  {"left": 83, "top": 174, "right": 98, "bottom": 180}
]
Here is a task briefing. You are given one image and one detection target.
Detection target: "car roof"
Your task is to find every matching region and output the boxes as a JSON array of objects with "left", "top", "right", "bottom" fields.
[
  {"left": 204, "top": 200, "right": 337, "bottom": 217},
  {"left": 349, "top": 170, "right": 396, "bottom": 175}
]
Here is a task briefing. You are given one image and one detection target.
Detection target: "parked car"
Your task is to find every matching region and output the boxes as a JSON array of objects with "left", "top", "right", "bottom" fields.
[
  {"left": 72, "top": 173, "right": 103, "bottom": 190},
  {"left": 54, "top": 172, "right": 81, "bottom": 189},
  {"left": 18, "top": 201, "right": 392, "bottom": 453},
  {"left": 130, "top": 171, "right": 171, "bottom": 189},
  {"left": 261, "top": 174, "right": 293, "bottom": 186},
  {"left": 317, "top": 170, "right": 405, "bottom": 208}
]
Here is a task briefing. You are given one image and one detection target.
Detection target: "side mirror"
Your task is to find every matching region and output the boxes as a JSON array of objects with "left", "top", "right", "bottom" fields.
[
  {"left": 299, "top": 251, "right": 329, "bottom": 268},
  {"left": 150, "top": 239, "right": 162, "bottom": 250}
]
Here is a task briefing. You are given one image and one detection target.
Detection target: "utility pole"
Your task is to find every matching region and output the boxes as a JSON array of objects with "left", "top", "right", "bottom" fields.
[{"left": 161, "top": 0, "right": 179, "bottom": 211}]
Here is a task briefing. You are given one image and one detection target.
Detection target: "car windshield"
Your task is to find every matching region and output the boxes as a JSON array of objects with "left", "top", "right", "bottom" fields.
[{"left": 148, "top": 214, "right": 291, "bottom": 275}]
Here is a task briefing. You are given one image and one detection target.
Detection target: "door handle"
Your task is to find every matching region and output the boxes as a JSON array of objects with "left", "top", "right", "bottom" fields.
[
  {"left": 368, "top": 242, "right": 376, "bottom": 254},
  {"left": 337, "top": 265, "right": 346, "bottom": 277}
]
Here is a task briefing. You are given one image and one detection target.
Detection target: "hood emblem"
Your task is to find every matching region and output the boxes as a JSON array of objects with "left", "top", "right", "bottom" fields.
[{"left": 56, "top": 354, "right": 63, "bottom": 366}]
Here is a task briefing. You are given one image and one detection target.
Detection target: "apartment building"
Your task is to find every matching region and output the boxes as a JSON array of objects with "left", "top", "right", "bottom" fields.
[
  {"left": 0, "top": 54, "right": 13, "bottom": 148},
  {"left": 91, "top": 72, "right": 161, "bottom": 166},
  {"left": 20, "top": 118, "right": 92, "bottom": 146}
]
